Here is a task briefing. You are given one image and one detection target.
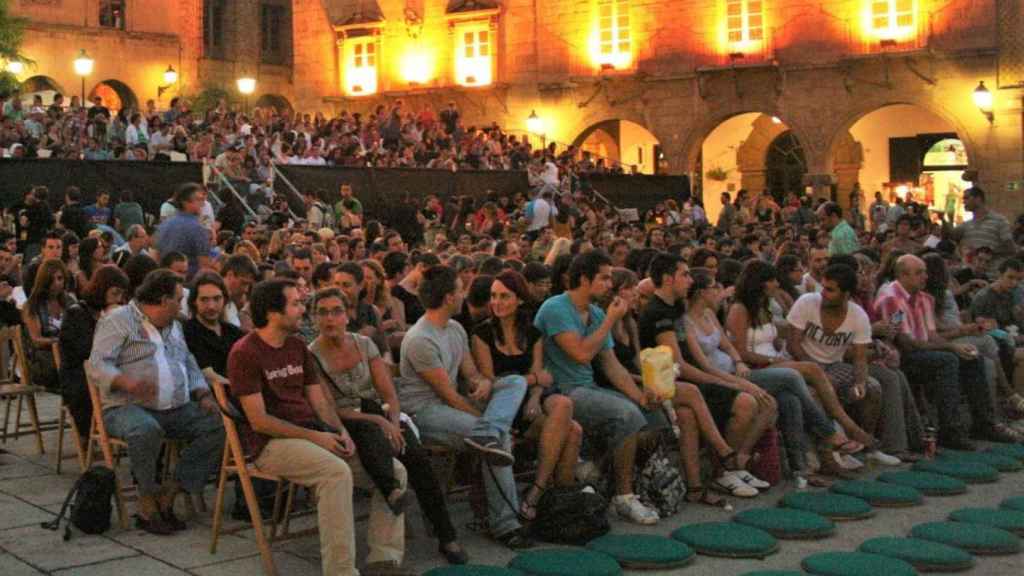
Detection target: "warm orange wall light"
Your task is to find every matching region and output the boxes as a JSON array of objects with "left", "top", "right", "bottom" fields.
[
  {"left": 400, "top": 48, "right": 435, "bottom": 84},
  {"left": 589, "top": 0, "right": 633, "bottom": 70},
  {"left": 717, "top": 0, "right": 767, "bottom": 56}
]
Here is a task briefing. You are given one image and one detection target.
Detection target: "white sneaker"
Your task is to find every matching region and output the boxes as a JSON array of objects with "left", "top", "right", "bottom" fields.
[
  {"left": 733, "top": 469, "right": 771, "bottom": 489},
  {"left": 613, "top": 494, "right": 659, "bottom": 525},
  {"left": 865, "top": 450, "right": 902, "bottom": 466},
  {"left": 712, "top": 470, "right": 759, "bottom": 497}
]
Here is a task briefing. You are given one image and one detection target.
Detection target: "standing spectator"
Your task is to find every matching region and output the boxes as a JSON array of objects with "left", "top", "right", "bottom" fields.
[
  {"left": 155, "top": 183, "right": 212, "bottom": 279},
  {"left": 15, "top": 186, "right": 54, "bottom": 262},
  {"left": 869, "top": 191, "right": 889, "bottom": 232},
  {"left": 439, "top": 101, "right": 460, "bottom": 135},
  {"left": 84, "top": 190, "right": 114, "bottom": 228},
  {"left": 525, "top": 189, "right": 556, "bottom": 241},
  {"left": 113, "top": 189, "right": 145, "bottom": 234},
  {"left": 948, "top": 186, "right": 1018, "bottom": 267},
  {"left": 59, "top": 187, "right": 92, "bottom": 240},
  {"left": 824, "top": 202, "right": 859, "bottom": 256}
]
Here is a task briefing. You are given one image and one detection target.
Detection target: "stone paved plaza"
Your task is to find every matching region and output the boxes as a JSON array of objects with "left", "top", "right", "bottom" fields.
[{"left": 1, "top": 392, "right": 1022, "bottom": 575}]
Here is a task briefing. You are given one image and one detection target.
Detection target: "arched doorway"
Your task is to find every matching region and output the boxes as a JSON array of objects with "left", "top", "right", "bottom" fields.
[
  {"left": 764, "top": 131, "right": 807, "bottom": 200},
  {"left": 698, "top": 112, "right": 798, "bottom": 223},
  {"left": 254, "top": 94, "right": 293, "bottom": 113},
  {"left": 572, "top": 119, "right": 663, "bottom": 174},
  {"left": 20, "top": 75, "right": 66, "bottom": 96},
  {"left": 839, "top": 104, "right": 970, "bottom": 222},
  {"left": 88, "top": 79, "right": 138, "bottom": 113}
]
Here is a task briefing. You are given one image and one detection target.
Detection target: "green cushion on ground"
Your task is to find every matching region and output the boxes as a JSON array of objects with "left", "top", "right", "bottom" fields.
[
  {"left": 859, "top": 536, "right": 975, "bottom": 571},
  {"left": 950, "top": 507, "right": 1024, "bottom": 535},
  {"left": 1002, "top": 496, "right": 1024, "bottom": 512},
  {"left": 876, "top": 470, "right": 967, "bottom": 496},
  {"left": 801, "top": 551, "right": 916, "bottom": 576},
  {"left": 910, "top": 521, "right": 1022, "bottom": 555},
  {"left": 586, "top": 534, "right": 694, "bottom": 569},
  {"left": 939, "top": 449, "right": 1023, "bottom": 472},
  {"left": 912, "top": 459, "right": 999, "bottom": 483},
  {"left": 779, "top": 491, "right": 874, "bottom": 520},
  {"left": 508, "top": 549, "right": 621, "bottom": 576},
  {"left": 670, "top": 522, "right": 779, "bottom": 558},
  {"left": 986, "top": 444, "right": 1024, "bottom": 461},
  {"left": 830, "top": 480, "right": 923, "bottom": 507},
  {"left": 733, "top": 507, "right": 835, "bottom": 539},
  {"left": 424, "top": 567, "right": 525, "bottom": 576}
]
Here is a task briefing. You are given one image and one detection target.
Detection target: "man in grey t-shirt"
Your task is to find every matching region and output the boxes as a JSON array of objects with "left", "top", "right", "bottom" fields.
[{"left": 395, "top": 266, "right": 532, "bottom": 549}]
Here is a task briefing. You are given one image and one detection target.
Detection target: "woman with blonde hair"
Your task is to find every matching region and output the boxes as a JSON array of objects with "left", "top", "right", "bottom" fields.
[
  {"left": 543, "top": 237, "right": 572, "bottom": 267},
  {"left": 234, "top": 239, "right": 262, "bottom": 264}
]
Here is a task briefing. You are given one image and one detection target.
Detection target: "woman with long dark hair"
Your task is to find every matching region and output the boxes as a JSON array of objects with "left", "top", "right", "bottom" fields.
[
  {"left": 22, "top": 260, "right": 73, "bottom": 392},
  {"left": 471, "top": 270, "right": 581, "bottom": 519},
  {"left": 76, "top": 236, "right": 109, "bottom": 291},
  {"left": 59, "top": 265, "right": 130, "bottom": 440}
]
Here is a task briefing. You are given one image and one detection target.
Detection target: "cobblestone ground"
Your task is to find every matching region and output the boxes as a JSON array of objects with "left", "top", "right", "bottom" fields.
[{"left": 1, "top": 393, "right": 1021, "bottom": 575}]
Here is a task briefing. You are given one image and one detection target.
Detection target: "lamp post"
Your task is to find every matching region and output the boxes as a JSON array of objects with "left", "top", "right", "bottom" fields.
[
  {"left": 73, "top": 49, "right": 94, "bottom": 104},
  {"left": 236, "top": 77, "right": 256, "bottom": 114},
  {"left": 6, "top": 59, "right": 25, "bottom": 76},
  {"left": 972, "top": 81, "right": 993, "bottom": 124},
  {"left": 526, "top": 109, "right": 546, "bottom": 149},
  {"left": 157, "top": 65, "right": 178, "bottom": 99}
]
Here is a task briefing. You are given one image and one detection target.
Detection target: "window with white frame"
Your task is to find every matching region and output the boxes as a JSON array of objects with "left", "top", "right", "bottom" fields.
[
  {"left": 871, "top": 0, "right": 915, "bottom": 36},
  {"left": 726, "top": 0, "right": 764, "bottom": 46},
  {"left": 596, "top": 0, "right": 630, "bottom": 68},
  {"left": 345, "top": 37, "right": 378, "bottom": 95},
  {"left": 455, "top": 24, "right": 492, "bottom": 86}
]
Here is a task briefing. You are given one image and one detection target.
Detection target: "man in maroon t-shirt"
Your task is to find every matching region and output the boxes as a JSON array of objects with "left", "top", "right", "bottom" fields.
[{"left": 227, "top": 278, "right": 413, "bottom": 576}]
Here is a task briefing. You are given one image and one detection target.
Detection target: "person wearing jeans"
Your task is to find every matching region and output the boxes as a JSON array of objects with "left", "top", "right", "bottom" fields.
[{"left": 397, "top": 265, "right": 533, "bottom": 549}]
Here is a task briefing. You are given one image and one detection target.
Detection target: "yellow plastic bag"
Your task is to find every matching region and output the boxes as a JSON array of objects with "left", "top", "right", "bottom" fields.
[{"left": 639, "top": 346, "right": 676, "bottom": 400}]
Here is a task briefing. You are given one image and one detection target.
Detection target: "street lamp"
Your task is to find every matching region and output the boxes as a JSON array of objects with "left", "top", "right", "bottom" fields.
[
  {"left": 237, "top": 76, "right": 256, "bottom": 113},
  {"left": 6, "top": 59, "right": 24, "bottom": 76},
  {"left": 73, "top": 49, "right": 94, "bottom": 104},
  {"left": 972, "top": 81, "right": 993, "bottom": 124},
  {"left": 526, "top": 109, "right": 546, "bottom": 148},
  {"left": 157, "top": 65, "right": 178, "bottom": 99}
]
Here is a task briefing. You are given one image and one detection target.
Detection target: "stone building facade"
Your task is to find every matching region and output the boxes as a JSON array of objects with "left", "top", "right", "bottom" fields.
[{"left": 7, "top": 0, "right": 1023, "bottom": 214}]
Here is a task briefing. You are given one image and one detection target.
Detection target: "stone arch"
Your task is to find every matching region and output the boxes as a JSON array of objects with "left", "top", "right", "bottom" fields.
[
  {"left": 735, "top": 114, "right": 790, "bottom": 194},
  {"left": 570, "top": 117, "right": 662, "bottom": 174},
  {"left": 254, "top": 93, "right": 293, "bottom": 113},
  {"left": 20, "top": 75, "right": 66, "bottom": 96},
  {"left": 88, "top": 79, "right": 139, "bottom": 112}
]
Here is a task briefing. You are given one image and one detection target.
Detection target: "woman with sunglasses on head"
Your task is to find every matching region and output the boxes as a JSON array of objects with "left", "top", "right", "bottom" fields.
[
  {"left": 310, "top": 288, "right": 467, "bottom": 565},
  {"left": 471, "top": 270, "right": 582, "bottom": 521}
]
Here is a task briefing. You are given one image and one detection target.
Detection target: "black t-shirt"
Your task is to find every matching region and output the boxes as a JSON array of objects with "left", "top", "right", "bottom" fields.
[
  {"left": 184, "top": 318, "right": 246, "bottom": 376},
  {"left": 392, "top": 284, "right": 425, "bottom": 325},
  {"left": 637, "top": 294, "right": 686, "bottom": 350},
  {"left": 473, "top": 318, "right": 541, "bottom": 377},
  {"left": 217, "top": 203, "right": 246, "bottom": 236},
  {"left": 347, "top": 301, "right": 380, "bottom": 333}
]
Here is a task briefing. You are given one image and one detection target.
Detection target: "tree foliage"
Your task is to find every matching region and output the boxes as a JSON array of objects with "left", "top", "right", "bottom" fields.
[{"left": 0, "top": 0, "right": 30, "bottom": 98}]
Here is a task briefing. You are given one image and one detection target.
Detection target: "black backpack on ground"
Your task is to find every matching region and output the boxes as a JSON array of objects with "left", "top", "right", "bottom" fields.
[
  {"left": 42, "top": 466, "right": 116, "bottom": 540},
  {"left": 530, "top": 485, "right": 611, "bottom": 545}
]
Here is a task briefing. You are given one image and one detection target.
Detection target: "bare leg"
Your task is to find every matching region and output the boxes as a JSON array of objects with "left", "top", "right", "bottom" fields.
[
  {"left": 673, "top": 382, "right": 732, "bottom": 457},
  {"left": 725, "top": 392, "right": 776, "bottom": 469},
  {"left": 555, "top": 420, "right": 582, "bottom": 487},
  {"left": 675, "top": 407, "right": 702, "bottom": 485},
  {"left": 521, "top": 395, "right": 575, "bottom": 517},
  {"left": 613, "top": 434, "right": 640, "bottom": 496},
  {"left": 779, "top": 360, "right": 873, "bottom": 445}
]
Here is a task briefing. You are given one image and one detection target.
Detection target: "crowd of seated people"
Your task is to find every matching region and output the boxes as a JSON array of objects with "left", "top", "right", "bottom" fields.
[{"left": 1, "top": 171, "right": 1024, "bottom": 576}]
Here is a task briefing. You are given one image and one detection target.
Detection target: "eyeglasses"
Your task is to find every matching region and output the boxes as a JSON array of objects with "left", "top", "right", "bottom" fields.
[{"left": 315, "top": 307, "right": 347, "bottom": 318}]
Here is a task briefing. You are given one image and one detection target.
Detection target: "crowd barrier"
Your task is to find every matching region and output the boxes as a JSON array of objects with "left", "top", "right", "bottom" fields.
[{"left": 0, "top": 159, "right": 690, "bottom": 222}]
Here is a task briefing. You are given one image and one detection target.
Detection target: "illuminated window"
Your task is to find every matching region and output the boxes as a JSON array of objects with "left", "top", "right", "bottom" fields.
[
  {"left": 596, "top": 0, "right": 631, "bottom": 68},
  {"left": 726, "top": 0, "right": 764, "bottom": 45},
  {"left": 455, "top": 24, "right": 493, "bottom": 86},
  {"left": 344, "top": 38, "right": 378, "bottom": 96},
  {"left": 871, "top": 0, "right": 915, "bottom": 36}
]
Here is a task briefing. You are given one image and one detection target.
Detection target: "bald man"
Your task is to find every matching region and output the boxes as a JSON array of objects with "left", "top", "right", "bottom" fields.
[{"left": 874, "top": 255, "right": 1020, "bottom": 449}]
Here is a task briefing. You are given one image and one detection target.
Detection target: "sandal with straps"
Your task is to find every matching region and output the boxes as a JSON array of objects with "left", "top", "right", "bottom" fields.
[
  {"left": 685, "top": 485, "right": 732, "bottom": 510},
  {"left": 520, "top": 482, "right": 545, "bottom": 521}
]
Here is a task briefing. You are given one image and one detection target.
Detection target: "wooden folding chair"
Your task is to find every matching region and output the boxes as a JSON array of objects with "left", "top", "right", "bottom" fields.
[
  {"left": 84, "top": 376, "right": 182, "bottom": 529},
  {"left": 53, "top": 345, "right": 88, "bottom": 474},
  {"left": 0, "top": 326, "right": 45, "bottom": 454},
  {"left": 208, "top": 375, "right": 313, "bottom": 576}
]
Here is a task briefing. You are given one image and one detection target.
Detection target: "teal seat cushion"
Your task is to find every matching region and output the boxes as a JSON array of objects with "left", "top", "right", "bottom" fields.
[
  {"left": 424, "top": 568, "right": 525, "bottom": 576},
  {"left": 670, "top": 522, "right": 779, "bottom": 558},
  {"left": 586, "top": 534, "right": 694, "bottom": 569},
  {"left": 801, "top": 551, "right": 916, "bottom": 576},
  {"left": 986, "top": 443, "right": 1024, "bottom": 461},
  {"left": 859, "top": 536, "right": 974, "bottom": 571},
  {"left": 830, "top": 480, "right": 922, "bottom": 507},
  {"left": 913, "top": 459, "right": 999, "bottom": 483},
  {"left": 950, "top": 507, "right": 1024, "bottom": 535},
  {"left": 508, "top": 549, "right": 621, "bottom": 576},
  {"left": 1001, "top": 496, "right": 1024, "bottom": 512},
  {"left": 779, "top": 491, "right": 874, "bottom": 520},
  {"left": 876, "top": 470, "right": 967, "bottom": 496},
  {"left": 910, "top": 521, "right": 1022, "bottom": 555},
  {"left": 939, "top": 449, "right": 1023, "bottom": 472},
  {"left": 733, "top": 507, "right": 835, "bottom": 539}
]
